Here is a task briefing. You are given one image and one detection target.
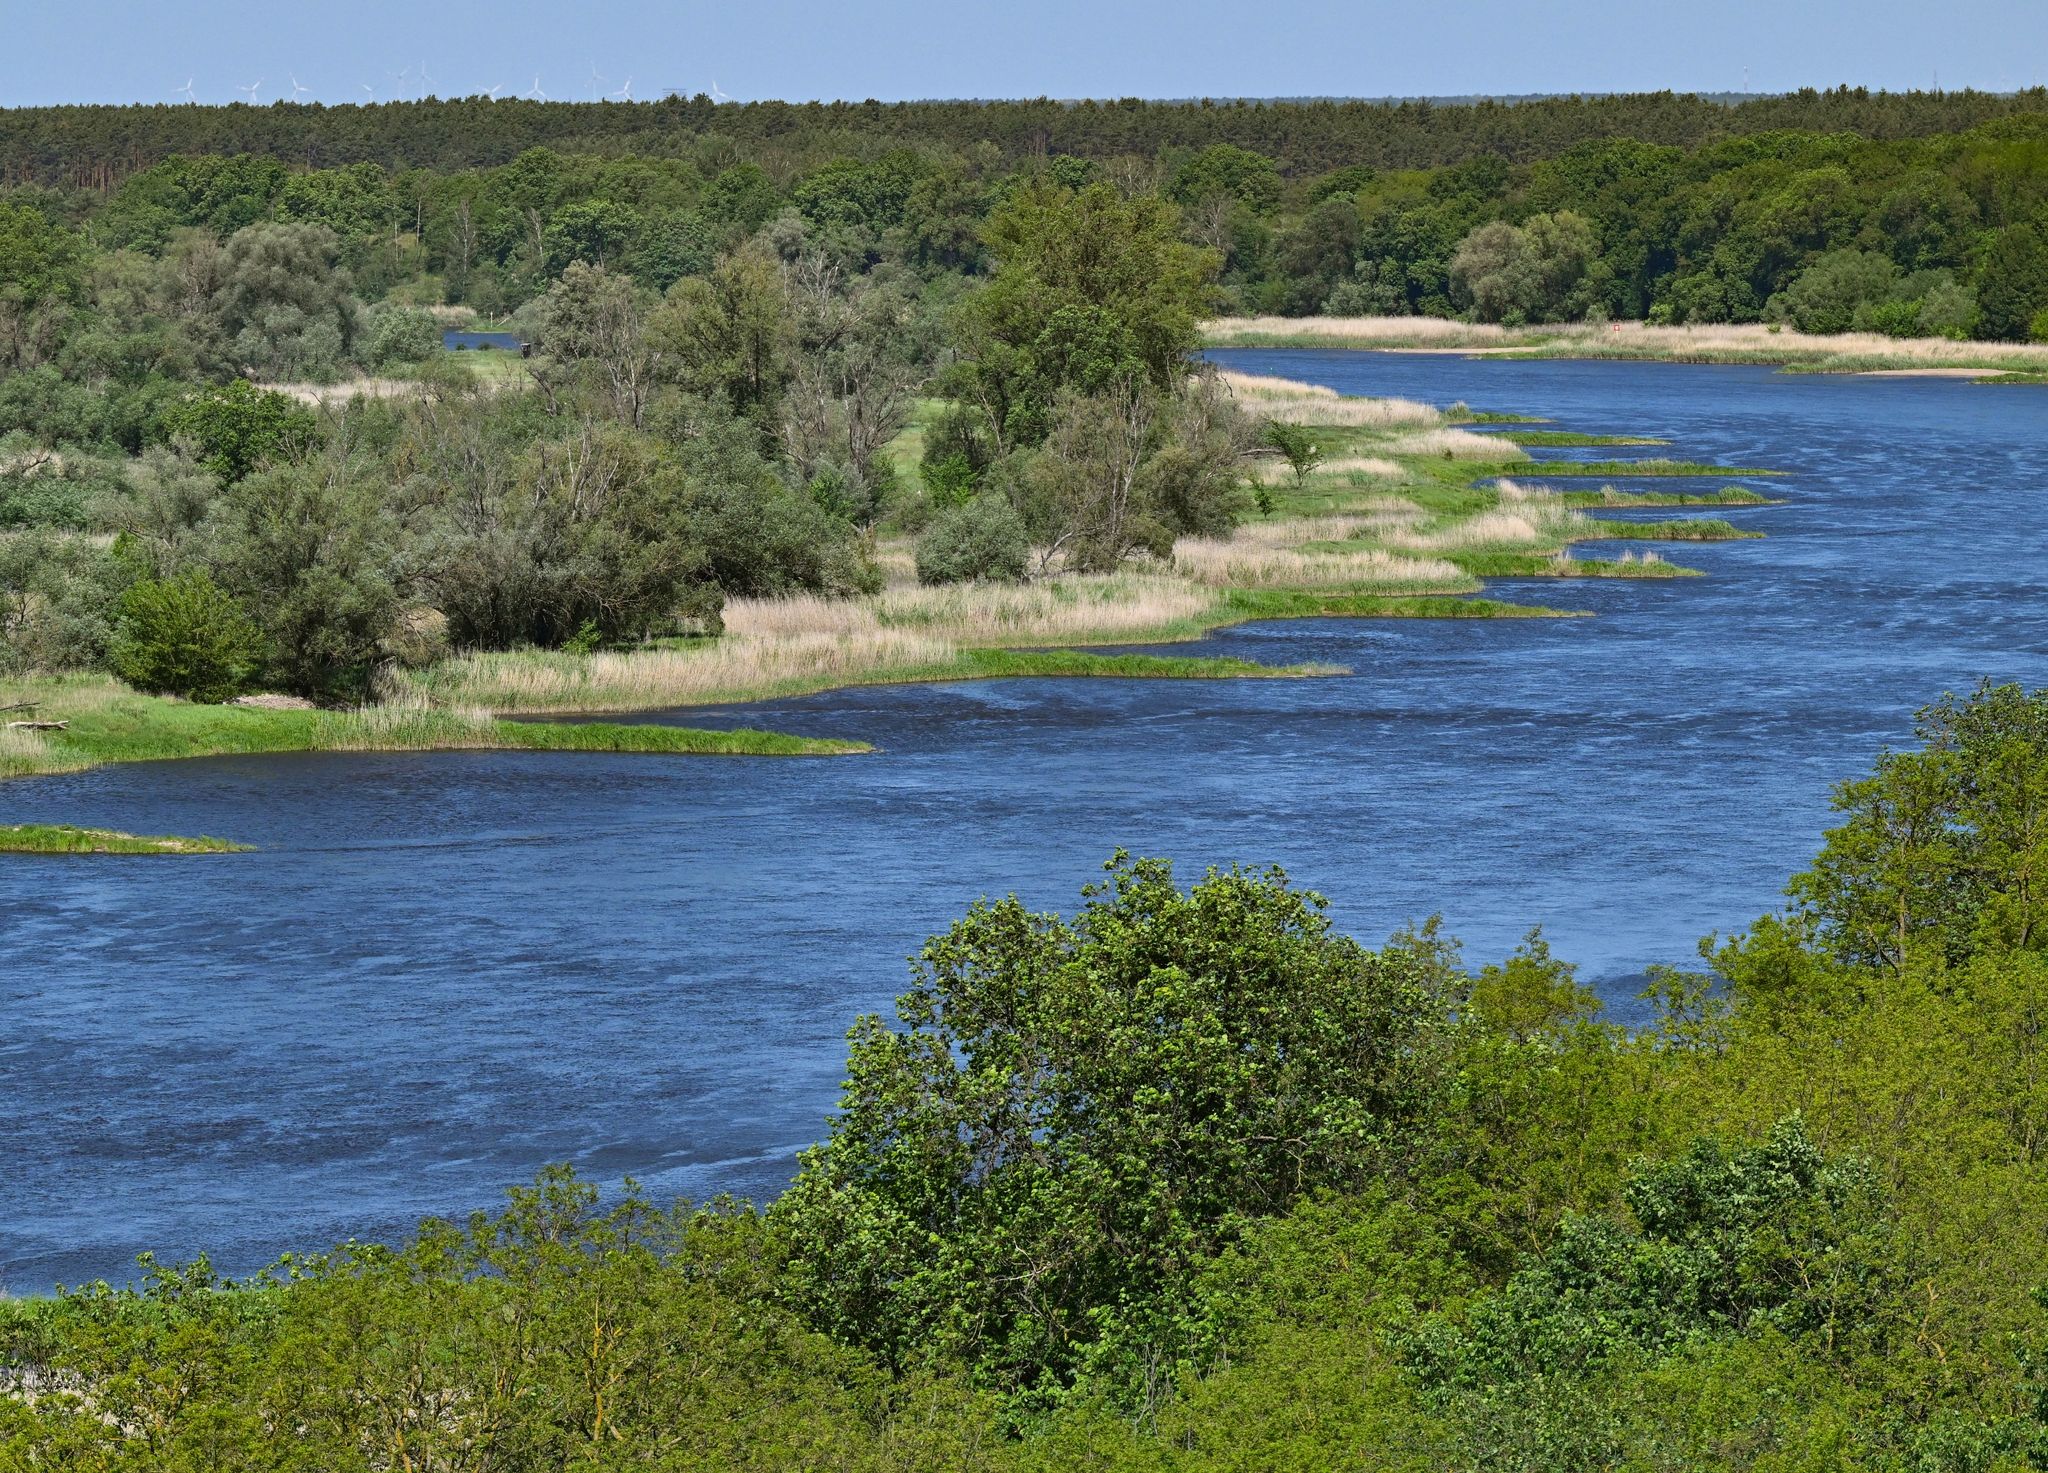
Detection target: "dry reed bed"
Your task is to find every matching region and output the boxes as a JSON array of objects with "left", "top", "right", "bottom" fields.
[
  {"left": 410, "top": 628, "right": 963, "bottom": 712},
  {"left": 1174, "top": 539, "right": 1465, "bottom": 590},
  {"left": 1209, "top": 316, "right": 1524, "bottom": 347},
  {"left": 1214, "top": 369, "right": 1443, "bottom": 428},
  {"left": 730, "top": 575, "right": 1217, "bottom": 646},
  {"left": 1387, "top": 506, "right": 1592, "bottom": 553},
  {"left": 1207, "top": 316, "right": 2048, "bottom": 372},
  {"left": 1385, "top": 428, "right": 1530, "bottom": 461}
]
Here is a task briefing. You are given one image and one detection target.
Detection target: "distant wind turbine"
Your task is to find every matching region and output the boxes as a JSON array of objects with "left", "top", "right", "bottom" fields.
[
  {"left": 289, "top": 74, "right": 310, "bottom": 101},
  {"left": 238, "top": 78, "right": 264, "bottom": 104},
  {"left": 361, "top": 82, "right": 376, "bottom": 102},
  {"left": 418, "top": 60, "right": 435, "bottom": 97},
  {"left": 610, "top": 77, "right": 633, "bottom": 102},
  {"left": 709, "top": 79, "right": 730, "bottom": 102},
  {"left": 589, "top": 63, "right": 606, "bottom": 101},
  {"left": 485, "top": 83, "right": 505, "bottom": 100},
  {"left": 525, "top": 75, "right": 548, "bottom": 101},
  {"left": 174, "top": 77, "right": 197, "bottom": 104}
]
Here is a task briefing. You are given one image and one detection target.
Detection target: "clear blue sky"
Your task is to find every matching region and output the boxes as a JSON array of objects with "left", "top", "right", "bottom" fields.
[{"left": 3, "top": 0, "right": 2045, "bottom": 107}]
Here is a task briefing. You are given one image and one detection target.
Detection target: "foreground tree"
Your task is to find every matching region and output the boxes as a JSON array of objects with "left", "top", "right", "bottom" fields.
[
  {"left": 1785, "top": 682, "right": 2048, "bottom": 969},
  {"left": 774, "top": 854, "right": 1458, "bottom": 1401}
]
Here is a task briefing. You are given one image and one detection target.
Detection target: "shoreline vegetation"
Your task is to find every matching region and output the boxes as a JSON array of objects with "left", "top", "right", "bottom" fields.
[
  {"left": 4, "top": 366, "right": 1765, "bottom": 782},
  {"left": 1203, "top": 316, "right": 2048, "bottom": 376},
  {"left": 0, "top": 823, "right": 248, "bottom": 854}
]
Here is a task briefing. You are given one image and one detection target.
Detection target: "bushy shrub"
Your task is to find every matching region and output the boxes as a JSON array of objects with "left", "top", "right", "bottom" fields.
[
  {"left": 0, "top": 530, "right": 125, "bottom": 674},
  {"left": 110, "top": 569, "right": 262, "bottom": 703},
  {"left": 157, "top": 380, "right": 317, "bottom": 485},
  {"left": 362, "top": 305, "right": 442, "bottom": 369},
  {"left": 914, "top": 496, "right": 1031, "bottom": 584}
]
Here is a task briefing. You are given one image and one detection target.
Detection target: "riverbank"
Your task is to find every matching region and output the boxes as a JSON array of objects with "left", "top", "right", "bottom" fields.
[
  {"left": 1203, "top": 317, "right": 2048, "bottom": 377},
  {"left": 391, "top": 371, "right": 1761, "bottom": 716},
  {"left": 5, "top": 365, "right": 1766, "bottom": 779}
]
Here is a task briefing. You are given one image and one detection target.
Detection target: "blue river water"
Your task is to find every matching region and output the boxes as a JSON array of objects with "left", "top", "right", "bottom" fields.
[{"left": 3, "top": 351, "right": 2045, "bottom": 1291}]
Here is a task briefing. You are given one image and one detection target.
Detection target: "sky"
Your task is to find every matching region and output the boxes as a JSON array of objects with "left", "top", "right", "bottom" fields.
[{"left": 2, "top": 0, "right": 2045, "bottom": 108}]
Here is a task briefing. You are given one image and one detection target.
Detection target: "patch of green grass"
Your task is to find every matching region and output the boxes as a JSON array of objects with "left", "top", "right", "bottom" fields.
[
  {"left": 0, "top": 824, "right": 249, "bottom": 855},
  {"left": 1450, "top": 551, "right": 1703, "bottom": 579},
  {"left": 1554, "top": 486, "right": 1778, "bottom": 508},
  {"left": 1523, "top": 459, "right": 1783, "bottom": 478},
  {"left": 1497, "top": 430, "right": 1671, "bottom": 447},
  {"left": 956, "top": 649, "right": 1344, "bottom": 680},
  {"left": 1459, "top": 411, "right": 1551, "bottom": 424},
  {"left": 1225, "top": 589, "right": 1585, "bottom": 619},
  {"left": 1582, "top": 517, "right": 1761, "bottom": 541},
  {"left": 0, "top": 678, "right": 870, "bottom": 785}
]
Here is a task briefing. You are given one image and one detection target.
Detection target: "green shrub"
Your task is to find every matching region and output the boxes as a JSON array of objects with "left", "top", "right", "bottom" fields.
[
  {"left": 362, "top": 305, "right": 442, "bottom": 368},
  {"left": 157, "top": 379, "right": 317, "bottom": 485},
  {"left": 913, "top": 496, "right": 1031, "bottom": 584},
  {"left": 111, "top": 570, "right": 263, "bottom": 703}
]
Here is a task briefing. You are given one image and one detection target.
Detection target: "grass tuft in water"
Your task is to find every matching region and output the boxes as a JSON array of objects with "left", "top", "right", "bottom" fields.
[{"left": 0, "top": 824, "right": 250, "bottom": 854}]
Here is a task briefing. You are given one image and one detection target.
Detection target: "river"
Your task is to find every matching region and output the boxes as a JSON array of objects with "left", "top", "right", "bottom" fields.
[{"left": 3, "top": 351, "right": 2044, "bottom": 1289}]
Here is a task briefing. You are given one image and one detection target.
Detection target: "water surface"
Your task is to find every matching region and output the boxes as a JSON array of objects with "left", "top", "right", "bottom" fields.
[{"left": 4, "top": 352, "right": 2045, "bottom": 1289}]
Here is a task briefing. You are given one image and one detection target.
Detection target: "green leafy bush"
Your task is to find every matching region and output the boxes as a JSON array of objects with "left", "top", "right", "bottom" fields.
[
  {"left": 913, "top": 495, "right": 1031, "bottom": 584},
  {"left": 361, "top": 304, "right": 442, "bottom": 368},
  {"left": 157, "top": 379, "right": 316, "bottom": 485},
  {"left": 111, "top": 569, "right": 263, "bottom": 703},
  {"left": 774, "top": 855, "right": 1457, "bottom": 1401}
]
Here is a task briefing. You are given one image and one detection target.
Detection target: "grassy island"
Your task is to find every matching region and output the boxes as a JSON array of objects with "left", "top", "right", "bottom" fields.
[
  {"left": 0, "top": 823, "right": 248, "bottom": 854},
  {"left": 0, "top": 679, "right": 871, "bottom": 784}
]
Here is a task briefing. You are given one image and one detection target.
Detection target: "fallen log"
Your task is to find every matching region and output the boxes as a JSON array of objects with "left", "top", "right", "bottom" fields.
[{"left": 5, "top": 719, "right": 67, "bottom": 731}]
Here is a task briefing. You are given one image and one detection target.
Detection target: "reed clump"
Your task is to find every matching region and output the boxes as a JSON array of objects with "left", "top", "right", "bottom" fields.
[
  {"left": 1384, "top": 428, "right": 1529, "bottom": 462},
  {"left": 1174, "top": 538, "right": 1468, "bottom": 591}
]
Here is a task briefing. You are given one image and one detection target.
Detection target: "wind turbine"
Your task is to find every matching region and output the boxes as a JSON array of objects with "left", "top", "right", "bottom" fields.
[
  {"left": 610, "top": 77, "right": 633, "bottom": 102},
  {"left": 709, "top": 79, "right": 730, "bottom": 103},
  {"left": 589, "top": 63, "right": 606, "bottom": 101},
  {"left": 289, "top": 74, "right": 310, "bottom": 102},
  {"left": 238, "top": 78, "right": 264, "bottom": 104},
  {"left": 174, "top": 77, "right": 197, "bottom": 104},
  {"left": 524, "top": 75, "right": 547, "bottom": 101},
  {"left": 418, "top": 60, "right": 435, "bottom": 97},
  {"left": 361, "top": 82, "right": 376, "bottom": 102}
]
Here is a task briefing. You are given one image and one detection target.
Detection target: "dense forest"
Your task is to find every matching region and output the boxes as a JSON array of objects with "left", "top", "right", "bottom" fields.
[
  {"left": 6, "top": 681, "right": 2048, "bottom": 1469},
  {"left": 7, "top": 88, "right": 2048, "bottom": 185}
]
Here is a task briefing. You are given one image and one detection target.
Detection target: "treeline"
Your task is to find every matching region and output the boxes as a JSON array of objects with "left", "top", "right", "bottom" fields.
[
  {"left": 10, "top": 103, "right": 2048, "bottom": 342},
  {"left": 7, "top": 683, "right": 2048, "bottom": 1469},
  {"left": 0, "top": 175, "right": 1249, "bottom": 701},
  {"left": 6, "top": 87, "right": 2048, "bottom": 188}
]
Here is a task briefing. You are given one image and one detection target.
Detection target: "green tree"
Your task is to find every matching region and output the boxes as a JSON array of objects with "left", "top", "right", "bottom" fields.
[
  {"left": 1976, "top": 224, "right": 2048, "bottom": 341},
  {"left": 537, "top": 261, "right": 656, "bottom": 425},
  {"left": 157, "top": 379, "right": 317, "bottom": 485},
  {"left": 914, "top": 496, "right": 1030, "bottom": 585},
  {"left": 1767, "top": 248, "right": 1901, "bottom": 334},
  {"left": 205, "top": 221, "right": 358, "bottom": 380},
  {"left": 1783, "top": 682, "right": 2048, "bottom": 970},
  {"left": 647, "top": 246, "right": 792, "bottom": 422},
  {"left": 111, "top": 569, "right": 263, "bottom": 703},
  {"left": 1448, "top": 211, "right": 1602, "bottom": 324},
  {"left": 1261, "top": 419, "right": 1324, "bottom": 489},
  {"left": 955, "top": 181, "right": 1221, "bottom": 451},
  {"left": 774, "top": 854, "right": 1457, "bottom": 1401}
]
